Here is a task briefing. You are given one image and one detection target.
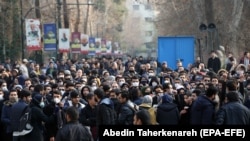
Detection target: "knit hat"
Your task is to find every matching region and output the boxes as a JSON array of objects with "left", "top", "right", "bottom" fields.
[
  {"left": 64, "top": 70, "right": 71, "bottom": 75},
  {"left": 13, "top": 85, "right": 23, "bottom": 90},
  {"left": 161, "top": 94, "right": 173, "bottom": 103},
  {"left": 141, "top": 95, "right": 152, "bottom": 107}
]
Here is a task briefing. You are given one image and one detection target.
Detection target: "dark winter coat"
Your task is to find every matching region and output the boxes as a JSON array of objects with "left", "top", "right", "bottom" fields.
[
  {"left": 215, "top": 101, "right": 250, "bottom": 125},
  {"left": 55, "top": 121, "right": 93, "bottom": 141},
  {"left": 190, "top": 95, "right": 216, "bottom": 125},
  {"left": 156, "top": 102, "right": 180, "bottom": 125}
]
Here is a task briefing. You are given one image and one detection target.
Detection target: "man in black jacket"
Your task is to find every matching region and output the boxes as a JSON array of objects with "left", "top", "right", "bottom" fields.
[
  {"left": 11, "top": 89, "right": 32, "bottom": 141},
  {"left": 215, "top": 91, "right": 250, "bottom": 125},
  {"left": 55, "top": 106, "right": 93, "bottom": 141},
  {"left": 43, "top": 90, "right": 66, "bottom": 141}
]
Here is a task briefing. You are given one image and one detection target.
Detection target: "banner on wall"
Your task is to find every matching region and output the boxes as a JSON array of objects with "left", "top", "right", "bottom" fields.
[
  {"left": 95, "top": 38, "right": 101, "bottom": 54},
  {"left": 25, "top": 19, "right": 42, "bottom": 50},
  {"left": 71, "top": 32, "right": 81, "bottom": 53},
  {"left": 106, "top": 41, "right": 112, "bottom": 54},
  {"left": 88, "top": 37, "right": 96, "bottom": 56},
  {"left": 80, "top": 34, "right": 89, "bottom": 55},
  {"left": 43, "top": 23, "right": 57, "bottom": 51},
  {"left": 100, "top": 38, "right": 107, "bottom": 54},
  {"left": 58, "top": 28, "right": 70, "bottom": 52},
  {"left": 113, "top": 42, "right": 120, "bottom": 54}
]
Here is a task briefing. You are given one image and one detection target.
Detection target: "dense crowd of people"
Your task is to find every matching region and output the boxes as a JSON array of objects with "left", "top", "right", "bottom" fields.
[{"left": 0, "top": 50, "right": 250, "bottom": 141}]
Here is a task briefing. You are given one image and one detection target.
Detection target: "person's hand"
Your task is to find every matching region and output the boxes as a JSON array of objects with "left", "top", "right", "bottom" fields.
[
  {"left": 50, "top": 137, "right": 55, "bottom": 141},
  {"left": 239, "top": 73, "right": 245, "bottom": 82},
  {"left": 180, "top": 109, "right": 187, "bottom": 115}
]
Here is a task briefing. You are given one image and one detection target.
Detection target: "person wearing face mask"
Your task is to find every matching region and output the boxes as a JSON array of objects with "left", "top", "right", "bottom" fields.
[
  {"left": 61, "top": 82, "right": 75, "bottom": 103},
  {"left": 139, "top": 76, "right": 149, "bottom": 88},
  {"left": 130, "top": 76, "right": 140, "bottom": 89},
  {"left": 109, "top": 89, "right": 121, "bottom": 115},
  {"left": 27, "top": 94, "right": 56, "bottom": 141},
  {"left": 1, "top": 89, "right": 18, "bottom": 141},
  {"left": 43, "top": 90, "right": 66, "bottom": 141},
  {"left": 147, "top": 68, "right": 156, "bottom": 83},
  {"left": 124, "top": 65, "right": 140, "bottom": 79},
  {"left": 58, "top": 84, "right": 65, "bottom": 96},
  {"left": 117, "top": 77, "right": 126, "bottom": 87},
  {"left": 148, "top": 76, "right": 160, "bottom": 89},
  {"left": 11, "top": 89, "right": 32, "bottom": 140},
  {"left": 141, "top": 86, "right": 152, "bottom": 96},
  {"left": 90, "top": 82, "right": 98, "bottom": 92}
]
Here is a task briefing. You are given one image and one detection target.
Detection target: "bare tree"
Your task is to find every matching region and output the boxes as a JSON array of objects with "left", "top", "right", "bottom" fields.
[
  {"left": 74, "top": 0, "right": 80, "bottom": 32},
  {"left": 63, "top": 0, "right": 69, "bottom": 28},
  {"left": 35, "top": 0, "right": 41, "bottom": 18}
]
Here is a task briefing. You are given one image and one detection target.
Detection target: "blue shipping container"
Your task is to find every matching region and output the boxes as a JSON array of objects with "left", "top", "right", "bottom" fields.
[{"left": 158, "top": 36, "right": 195, "bottom": 70}]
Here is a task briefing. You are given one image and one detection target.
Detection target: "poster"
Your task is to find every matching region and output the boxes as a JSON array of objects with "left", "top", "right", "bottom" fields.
[
  {"left": 43, "top": 23, "right": 57, "bottom": 51},
  {"left": 88, "top": 37, "right": 96, "bottom": 56},
  {"left": 58, "top": 28, "right": 70, "bottom": 52},
  {"left": 71, "top": 32, "right": 81, "bottom": 53},
  {"left": 25, "top": 19, "right": 42, "bottom": 50},
  {"left": 80, "top": 34, "right": 89, "bottom": 55}
]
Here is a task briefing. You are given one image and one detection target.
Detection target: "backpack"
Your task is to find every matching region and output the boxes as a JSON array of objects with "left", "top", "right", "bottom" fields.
[{"left": 17, "top": 106, "right": 33, "bottom": 135}]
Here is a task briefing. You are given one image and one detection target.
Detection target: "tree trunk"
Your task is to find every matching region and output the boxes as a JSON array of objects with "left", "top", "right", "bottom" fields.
[
  {"left": 63, "top": 0, "right": 69, "bottom": 28},
  {"left": 228, "top": 0, "right": 244, "bottom": 56},
  {"left": 74, "top": 0, "right": 80, "bottom": 32},
  {"left": 35, "top": 0, "right": 41, "bottom": 18}
]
